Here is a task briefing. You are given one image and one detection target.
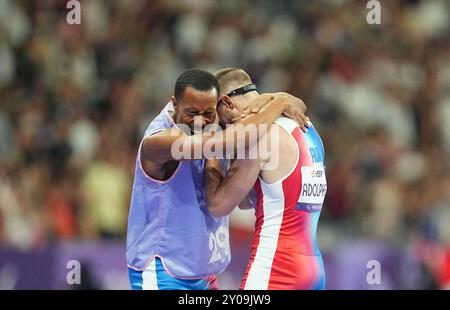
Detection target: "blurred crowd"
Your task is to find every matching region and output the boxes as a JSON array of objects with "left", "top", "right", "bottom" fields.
[{"left": 0, "top": 0, "right": 449, "bottom": 288}]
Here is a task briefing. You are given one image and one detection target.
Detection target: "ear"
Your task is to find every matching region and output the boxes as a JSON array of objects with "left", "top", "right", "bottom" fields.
[
  {"left": 220, "top": 95, "right": 235, "bottom": 110},
  {"left": 171, "top": 96, "right": 178, "bottom": 111}
]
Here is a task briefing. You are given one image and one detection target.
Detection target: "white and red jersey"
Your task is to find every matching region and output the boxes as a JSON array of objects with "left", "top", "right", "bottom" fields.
[{"left": 241, "top": 117, "right": 327, "bottom": 290}]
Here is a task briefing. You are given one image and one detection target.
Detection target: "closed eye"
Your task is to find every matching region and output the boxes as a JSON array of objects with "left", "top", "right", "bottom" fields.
[{"left": 186, "top": 110, "right": 199, "bottom": 116}]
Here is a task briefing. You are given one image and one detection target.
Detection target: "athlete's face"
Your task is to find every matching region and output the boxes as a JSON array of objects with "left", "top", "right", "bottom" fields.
[
  {"left": 216, "top": 83, "right": 254, "bottom": 126},
  {"left": 217, "top": 96, "right": 242, "bottom": 126},
  {"left": 172, "top": 86, "right": 218, "bottom": 132}
]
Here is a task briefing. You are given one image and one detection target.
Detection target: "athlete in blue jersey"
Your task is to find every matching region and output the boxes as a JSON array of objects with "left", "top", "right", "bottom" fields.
[{"left": 126, "top": 69, "right": 309, "bottom": 290}]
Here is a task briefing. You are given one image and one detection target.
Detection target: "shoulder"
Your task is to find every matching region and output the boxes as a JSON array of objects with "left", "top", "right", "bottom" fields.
[
  {"left": 273, "top": 116, "right": 299, "bottom": 132},
  {"left": 143, "top": 127, "right": 184, "bottom": 143}
]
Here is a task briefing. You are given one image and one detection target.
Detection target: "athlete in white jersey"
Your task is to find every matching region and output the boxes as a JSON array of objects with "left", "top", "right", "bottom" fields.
[{"left": 205, "top": 68, "right": 326, "bottom": 290}]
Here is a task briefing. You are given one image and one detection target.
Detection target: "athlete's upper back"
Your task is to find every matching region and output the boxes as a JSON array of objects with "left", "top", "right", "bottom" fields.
[{"left": 253, "top": 116, "right": 326, "bottom": 256}]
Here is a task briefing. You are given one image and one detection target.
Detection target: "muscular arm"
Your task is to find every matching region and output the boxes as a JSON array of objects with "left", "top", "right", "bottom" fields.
[
  {"left": 142, "top": 93, "right": 302, "bottom": 165},
  {"left": 205, "top": 156, "right": 262, "bottom": 217}
]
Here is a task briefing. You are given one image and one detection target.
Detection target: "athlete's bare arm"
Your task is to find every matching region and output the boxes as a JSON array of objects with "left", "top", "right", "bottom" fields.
[
  {"left": 205, "top": 157, "right": 262, "bottom": 217},
  {"left": 205, "top": 122, "right": 298, "bottom": 216},
  {"left": 239, "top": 92, "right": 308, "bottom": 126},
  {"left": 141, "top": 93, "right": 306, "bottom": 179}
]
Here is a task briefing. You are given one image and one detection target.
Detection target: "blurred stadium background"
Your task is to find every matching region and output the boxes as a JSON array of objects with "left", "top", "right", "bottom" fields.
[{"left": 0, "top": 0, "right": 449, "bottom": 289}]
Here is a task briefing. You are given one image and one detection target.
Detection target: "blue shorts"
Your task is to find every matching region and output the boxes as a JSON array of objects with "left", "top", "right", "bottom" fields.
[{"left": 128, "top": 257, "right": 219, "bottom": 290}]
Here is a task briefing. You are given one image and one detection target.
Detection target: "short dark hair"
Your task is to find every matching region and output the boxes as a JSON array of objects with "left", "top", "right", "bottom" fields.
[
  {"left": 214, "top": 68, "right": 252, "bottom": 96},
  {"left": 174, "top": 69, "right": 220, "bottom": 100}
]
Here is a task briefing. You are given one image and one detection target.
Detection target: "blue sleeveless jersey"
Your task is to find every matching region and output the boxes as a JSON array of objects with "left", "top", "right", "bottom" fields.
[{"left": 126, "top": 102, "right": 230, "bottom": 278}]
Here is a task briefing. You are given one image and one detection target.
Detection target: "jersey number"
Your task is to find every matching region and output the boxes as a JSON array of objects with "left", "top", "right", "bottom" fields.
[{"left": 209, "top": 227, "right": 230, "bottom": 263}]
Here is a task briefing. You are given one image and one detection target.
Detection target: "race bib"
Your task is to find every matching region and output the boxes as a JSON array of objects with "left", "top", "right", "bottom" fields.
[{"left": 297, "top": 166, "right": 327, "bottom": 212}]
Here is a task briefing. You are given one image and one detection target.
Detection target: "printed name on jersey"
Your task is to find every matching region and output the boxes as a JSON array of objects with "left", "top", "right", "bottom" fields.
[{"left": 296, "top": 166, "right": 327, "bottom": 212}]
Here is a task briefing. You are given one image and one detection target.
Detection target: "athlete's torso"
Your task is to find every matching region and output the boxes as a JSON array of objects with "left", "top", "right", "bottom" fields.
[
  {"left": 242, "top": 117, "right": 327, "bottom": 290},
  {"left": 126, "top": 102, "right": 230, "bottom": 279}
]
